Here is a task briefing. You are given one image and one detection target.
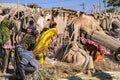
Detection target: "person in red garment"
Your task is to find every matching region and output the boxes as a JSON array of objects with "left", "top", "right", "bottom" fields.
[{"left": 80, "top": 37, "right": 106, "bottom": 62}]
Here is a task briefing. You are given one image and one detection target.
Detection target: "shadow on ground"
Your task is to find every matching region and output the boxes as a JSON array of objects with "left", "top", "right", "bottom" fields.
[{"left": 92, "top": 71, "right": 112, "bottom": 80}]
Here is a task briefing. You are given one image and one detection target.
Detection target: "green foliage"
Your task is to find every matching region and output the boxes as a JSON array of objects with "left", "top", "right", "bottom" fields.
[
  {"left": 106, "top": 8, "right": 116, "bottom": 13},
  {"left": 0, "top": 19, "right": 10, "bottom": 44},
  {"left": 103, "top": 0, "right": 106, "bottom": 3},
  {"left": 107, "top": 0, "right": 120, "bottom": 7},
  {"left": 26, "top": 68, "right": 57, "bottom": 80},
  {"left": 20, "top": 34, "right": 36, "bottom": 50}
]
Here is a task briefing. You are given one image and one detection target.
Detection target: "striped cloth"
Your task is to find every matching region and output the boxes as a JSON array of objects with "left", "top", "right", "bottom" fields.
[{"left": 80, "top": 37, "right": 106, "bottom": 54}]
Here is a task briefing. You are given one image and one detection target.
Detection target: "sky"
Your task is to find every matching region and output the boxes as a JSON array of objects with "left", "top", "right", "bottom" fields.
[{"left": 1, "top": 0, "right": 120, "bottom": 13}]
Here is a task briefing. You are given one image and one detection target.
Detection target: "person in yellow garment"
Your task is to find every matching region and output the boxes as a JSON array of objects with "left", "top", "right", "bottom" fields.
[{"left": 33, "top": 22, "right": 57, "bottom": 68}]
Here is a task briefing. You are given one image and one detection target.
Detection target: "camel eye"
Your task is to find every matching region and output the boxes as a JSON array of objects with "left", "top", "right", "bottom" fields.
[{"left": 47, "top": 19, "right": 50, "bottom": 21}]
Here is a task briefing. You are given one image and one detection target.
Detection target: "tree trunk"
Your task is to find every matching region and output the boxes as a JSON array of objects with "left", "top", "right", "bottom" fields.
[{"left": 88, "top": 31, "right": 120, "bottom": 51}]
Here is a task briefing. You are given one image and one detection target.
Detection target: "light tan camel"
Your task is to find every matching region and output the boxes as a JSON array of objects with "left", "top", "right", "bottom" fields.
[{"left": 68, "top": 14, "right": 105, "bottom": 42}]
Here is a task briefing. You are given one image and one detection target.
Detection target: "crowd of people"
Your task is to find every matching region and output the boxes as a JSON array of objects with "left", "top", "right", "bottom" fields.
[
  {"left": 0, "top": 10, "right": 120, "bottom": 80},
  {"left": 0, "top": 12, "right": 58, "bottom": 80}
]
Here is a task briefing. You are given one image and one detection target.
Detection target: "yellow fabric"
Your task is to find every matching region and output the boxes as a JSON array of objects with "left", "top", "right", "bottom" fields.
[
  {"left": 33, "top": 28, "right": 57, "bottom": 65},
  {"left": 36, "top": 53, "right": 44, "bottom": 64}
]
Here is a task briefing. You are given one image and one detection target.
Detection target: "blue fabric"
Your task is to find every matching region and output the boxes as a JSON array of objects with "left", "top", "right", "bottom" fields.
[
  {"left": 30, "top": 59, "right": 40, "bottom": 70},
  {"left": 0, "top": 52, "right": 3, "bottom": 58},
  {"left": 27, "top": 26, "right": 36, "bottom": 32},
  {"left": 31, "top": 27, "right": 36, "bottom": 32},
  {"left": 16, "top": 45, "right": 40, "bottom": 69},
  {"left": 19, "top": 50, "right": 34, "bottom": 65}
]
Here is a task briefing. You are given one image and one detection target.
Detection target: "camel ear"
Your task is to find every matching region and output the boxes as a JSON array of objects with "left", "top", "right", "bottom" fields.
[
  {"left": 41, "top": 14, "right": 44, "bottom": 17},
  {"left": 40, "top": 11, "right": 45, "bottom": 17},
  {"left": 52, "top": 9, "right": 59, "bottom": 17}
]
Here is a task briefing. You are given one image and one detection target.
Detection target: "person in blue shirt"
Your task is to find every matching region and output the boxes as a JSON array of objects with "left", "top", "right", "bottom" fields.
[
  {"left": 26, "top": 20, "right": 36, "bottom": 33},
  {"left": 15, "top": 45, "right": 40, "bottom": 80}
]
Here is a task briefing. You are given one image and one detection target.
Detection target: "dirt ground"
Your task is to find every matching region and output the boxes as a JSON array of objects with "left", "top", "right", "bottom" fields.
[
  {"left": 43, "top": 53, "right": 120, "bottom": 79},
  {"left": 0, "top": 52, "right": 120, "bottom": 80}
]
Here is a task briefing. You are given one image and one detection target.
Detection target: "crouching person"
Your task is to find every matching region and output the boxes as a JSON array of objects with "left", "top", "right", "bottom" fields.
[{"left": 15, "top": 45, "right": 40, "bottom": 80}]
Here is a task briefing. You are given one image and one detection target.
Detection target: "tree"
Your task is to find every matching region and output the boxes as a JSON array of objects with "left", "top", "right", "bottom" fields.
[
  {"left": 107, "top": 0, "right": 120, "bottom": 7},
  {"left": 106, "top": 0, "right": 120, "bottom": 12},
  {"left": 106, "top": 8, "right": 116, "bottom": 13}
]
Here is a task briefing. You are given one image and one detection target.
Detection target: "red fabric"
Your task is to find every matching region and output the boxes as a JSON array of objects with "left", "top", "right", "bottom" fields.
[
  {"left": 80, "top": 37, "right": 106, "bottom": 54},
  {"left": 27, "top": 28, "right": 32, "bottom": 33}
]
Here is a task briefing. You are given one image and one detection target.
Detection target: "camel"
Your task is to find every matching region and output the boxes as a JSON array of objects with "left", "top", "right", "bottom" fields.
[
  {"left": 0, "top": 8, "right": 55, "bottom": 47},
  {"left": 68, "top": 13, "right": 105, "bottom": 42},
  {"left": 35, "top": 10, "right": 54, "bottom": 33},
  {"left": 49, "top": 9, "right": 106, "bottom": 46},
  {"left": 50, "top": 8, "right": 79, "bottom": 46},
  {"left": 8, "top": 11, "right": 27, "bottom": 46}
]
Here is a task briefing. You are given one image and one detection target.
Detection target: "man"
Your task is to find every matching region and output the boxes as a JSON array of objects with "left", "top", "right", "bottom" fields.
[
  {"left": 20, "top": 30, "right": 39, "bottom": 50},
  {"left": 110, "top": 21, "right": 120, "bottom": 39},
  {"left": 15, "top": 45, "right": 40, "bottom": 80},
  {"left": 110, "top": 21, "right": 120, "bottom": 61}
]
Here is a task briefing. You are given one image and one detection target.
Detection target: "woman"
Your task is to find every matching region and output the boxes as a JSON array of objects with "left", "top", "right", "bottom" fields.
[{"left": 33, "top": 22, "right": 57, "bottom": 68}]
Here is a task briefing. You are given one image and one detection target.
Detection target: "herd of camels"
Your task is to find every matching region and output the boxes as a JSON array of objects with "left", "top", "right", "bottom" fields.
[{"left": 0, "top": 3, "right": 120, "bottom": 74}]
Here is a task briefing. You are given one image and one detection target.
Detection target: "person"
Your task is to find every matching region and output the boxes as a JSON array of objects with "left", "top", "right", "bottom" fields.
[
  {"left": 20, "top": 30, "right": 39, "bottom": 50},
  {"left": 33, "top": 22, "right": 57, "bottom": 68},
  {"left": 0, "top": 17, "right": 13, "bottom": 73},
  {"left": 26, "top": 20, "right": 36, "bottom": 33},
  {"left": 109, "top": 21, "right": 120, "bottom": 39},
  {"left": 15, "top": 45, "right": 40, "bottom": 80},
  {"left": 110, "top": 21, "right": 120, "bottom": 61},
  {"left": 80, "top": 37, "right": 106, "bottom": 62}
]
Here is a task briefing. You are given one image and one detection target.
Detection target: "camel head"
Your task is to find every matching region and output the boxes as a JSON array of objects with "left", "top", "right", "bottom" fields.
[{"left": 36, "top": 10, "right": 53, "bottom": 33}]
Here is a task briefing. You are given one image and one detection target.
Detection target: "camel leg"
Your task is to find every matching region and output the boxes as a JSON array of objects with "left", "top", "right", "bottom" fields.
[
  {"left": 12, "top": 32, "right": 16, "bottom": 47},
  {"left": 87, "top": 55, "right": 95, "bottom": 73},
  {"left": 81, "top": 51, "right": 95, "bottom": 74},
  {"left": 83, "top": 53, "right": 90, "bottom": 70},
  {"left": 73, "top": 26, "right": 79, "bottom": 42},
  {"left": 75, "top": 52, "right": 86, "bottom": 67}
]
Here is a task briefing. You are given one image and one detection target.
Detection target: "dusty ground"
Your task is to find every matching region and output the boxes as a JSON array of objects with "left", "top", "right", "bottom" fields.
[
  {"left": 42, "top": 53, "right": 120, "bottom": 80},
  {"left": 0, "top": 52, "right": 120, "bottom": 80}
]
